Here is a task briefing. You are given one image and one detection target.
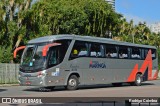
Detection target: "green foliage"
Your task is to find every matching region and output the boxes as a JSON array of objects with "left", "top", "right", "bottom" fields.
[
  {"left": 0, "top": 46, "right": 13, "bottom": 63},
  {"left": 0, "top": 0, "right": 160, "bottom": 64},
  {"left": 25, "top": 0, "right": 120, "bottom": 37}
]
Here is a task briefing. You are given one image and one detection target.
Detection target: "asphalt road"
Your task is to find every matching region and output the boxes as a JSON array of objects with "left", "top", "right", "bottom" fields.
[
  {"left": 0, "top": 80, "right": 160, "bottom": 106},
  {"left": 0, "top": 80, "right": 160, "bottom": 97}
]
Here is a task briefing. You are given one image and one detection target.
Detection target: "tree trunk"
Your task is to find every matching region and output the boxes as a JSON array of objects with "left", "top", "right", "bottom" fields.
[
  {"left": 25, "top": 0, "right": 31, "bottom": 10},
  {"left": 9, "top": 0, "right": 15, "bottom": 21}
]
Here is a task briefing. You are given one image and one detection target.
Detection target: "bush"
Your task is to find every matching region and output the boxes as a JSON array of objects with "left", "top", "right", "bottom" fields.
[{"left": 0, "top": 46, "right": 13, "bottom": 63}]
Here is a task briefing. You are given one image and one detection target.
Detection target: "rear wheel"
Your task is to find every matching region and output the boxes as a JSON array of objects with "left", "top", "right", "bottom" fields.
[
  {"left": 66, "top": 75, "right": 79, "bottom": 90},
  {"left": 130, "top": 74, "right": 142, "bottom": 86}
]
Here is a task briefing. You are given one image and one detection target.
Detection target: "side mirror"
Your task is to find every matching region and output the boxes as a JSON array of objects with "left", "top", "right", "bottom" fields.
[{"left": 13, "top": 46, "right": 26, "bottom": 58}]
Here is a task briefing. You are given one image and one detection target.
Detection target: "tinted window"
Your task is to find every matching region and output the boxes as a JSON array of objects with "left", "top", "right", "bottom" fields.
[
  {"left": 151, "top": 49, "right": 156, "bottom": 59},
  {"left": 55, "top": 40, "right": 71, "bottom": 61},
  {"left": 105, "top": 44, "right": 117, "bottom": 58},
  {"left": 131, "top": 47, "right": 141, "bottom": 59},
  {"left": 47, "top": 47, "right": 59, "bottom": 68},
  {"left": 90, "top": 43, "right": 104, "bottom": 57},
  {"left": 144, "top": 49, "right": 149, "bottom": 59},
  {"left": 118, "top": 46, "right": 128, "bottom": 59},
  {"left": 70, "top": 41, "right": 88, "bottom": 59},
  {"left": 47, "top": 40, "right": 71, "bottom": 68}
]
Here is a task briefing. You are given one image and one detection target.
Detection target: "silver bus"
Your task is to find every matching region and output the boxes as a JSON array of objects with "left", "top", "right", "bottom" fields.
[{"left": 14, "top": 34, "right": 158, "bottom": 90}]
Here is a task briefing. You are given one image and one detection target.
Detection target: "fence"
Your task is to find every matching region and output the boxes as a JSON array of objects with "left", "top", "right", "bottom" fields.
[{"left": 0, "top": 63, "right": 19, "bottom": 84}]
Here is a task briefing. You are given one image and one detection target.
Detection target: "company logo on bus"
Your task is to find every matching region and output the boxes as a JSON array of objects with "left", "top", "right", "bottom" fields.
[{"left": 89, "top": 61, "right": 106, "bottom": 68}]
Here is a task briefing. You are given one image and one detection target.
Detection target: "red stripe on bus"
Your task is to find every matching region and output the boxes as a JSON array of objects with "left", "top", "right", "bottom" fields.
[
  {"left": 127, "top": 50, "right": 152, "bottom": 82},
  {"left": 127, "top": 64, "right": 138, "bottom": 82},
  {"left": 139, "top": 50, "right": 152, "bottom": 80},
  {"left": 152, "top": 70, "right": 158, "bottom": 80}
]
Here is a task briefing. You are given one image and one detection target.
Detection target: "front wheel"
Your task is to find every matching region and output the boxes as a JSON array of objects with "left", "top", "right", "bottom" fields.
[{"left": 66, "top": 75, "right": 79, "bottom": 90}]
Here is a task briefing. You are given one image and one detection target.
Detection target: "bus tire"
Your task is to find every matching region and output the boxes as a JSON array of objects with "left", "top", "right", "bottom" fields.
[
  {"left": 131, "top": 74, "right": 142, "bottom": 86},
  {"left": 66, "top": 75, "right": 79, "bottom": 90}
]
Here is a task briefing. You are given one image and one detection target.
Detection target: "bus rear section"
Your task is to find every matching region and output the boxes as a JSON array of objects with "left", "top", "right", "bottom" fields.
[
  {"left": 67, "top": 40, "right": 158, "bottom": 87},
  {"left": 126, "top": 49, "right": 158, "bottom": 86}
]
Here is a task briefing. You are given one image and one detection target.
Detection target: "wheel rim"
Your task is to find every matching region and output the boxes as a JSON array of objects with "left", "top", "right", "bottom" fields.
[
  {"left": 69, "top": 79, "right": 76, "bottom": 87},
  {"left": 137, "top": 76, "right": 141, "bottom": 84}
]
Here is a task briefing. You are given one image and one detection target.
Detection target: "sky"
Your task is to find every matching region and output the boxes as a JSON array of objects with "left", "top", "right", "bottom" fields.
[{"left": 115, "top": 0, "right": 160, "bottom": 25}]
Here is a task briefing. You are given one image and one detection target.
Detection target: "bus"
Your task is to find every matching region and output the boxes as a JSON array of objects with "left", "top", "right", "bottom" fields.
[{"left": 14, "top": 34, "right": 158, "bottom": 90}]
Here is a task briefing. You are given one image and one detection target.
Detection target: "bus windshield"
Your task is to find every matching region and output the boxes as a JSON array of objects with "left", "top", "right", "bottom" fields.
[
  {"left": 21, "top": 44, "right": 45, "bottom": 72},
  {"left": 20, "top": 40, "right": 71, "bottom": 72}
]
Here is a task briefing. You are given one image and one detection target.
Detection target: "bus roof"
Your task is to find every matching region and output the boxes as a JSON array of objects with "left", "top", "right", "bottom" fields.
[{"left": 28, "top": 34, "right": 156, "bottom": 49}]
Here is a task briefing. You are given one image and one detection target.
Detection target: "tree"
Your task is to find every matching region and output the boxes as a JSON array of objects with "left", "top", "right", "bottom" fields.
[
  {"left": 0, "top": 0, "right": 160, "bottom": 63},
  {"left": 0, "top": 0, "right": 32, "bottom": 63},
  {"left": 25, "top": 0, "right": 122, "bottom": 37}
]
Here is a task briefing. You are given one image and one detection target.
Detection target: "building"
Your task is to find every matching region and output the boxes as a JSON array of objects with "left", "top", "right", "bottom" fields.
[
  {"left": 106, "top": 0, "right": 115, "bottom": 10},
  {"left": 149, "top": 22, "right": 160, "bottom": 34}
]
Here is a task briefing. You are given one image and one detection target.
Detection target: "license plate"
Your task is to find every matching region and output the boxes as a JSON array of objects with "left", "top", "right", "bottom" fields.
[{"left": 26, "top": 81, "right": 31, "bottom": 85}]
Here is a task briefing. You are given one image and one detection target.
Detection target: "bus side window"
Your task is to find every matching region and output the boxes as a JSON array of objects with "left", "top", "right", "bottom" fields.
[
  {"left": 47, "top": 47, "right": 59, "bottom": 68},
  {"left": 131, "top": 48, "right": 141, "bottom": 59},
  {"left": 55, "top": 40, "right": 71, "bottom": 62},
  {"left": 69, "top": 41, "right": 88, "bottom": 60},
  {"left": 141, "top": 49, "right": 145, "bottom": 60},
  {"left": 90, "top": 43, "right": 103, "bottom": 57},
  {"left": 144, "top": 49, "right": 149, "bottom": 59},
  {"left": 105, "top": 44, "right": 117, "bottom": 58},
  {"left": 118, "top": 46, "right": 128, "bottom": 59},
  {"left": 151, "top": 49, "right": 156, "bottom": 60}
]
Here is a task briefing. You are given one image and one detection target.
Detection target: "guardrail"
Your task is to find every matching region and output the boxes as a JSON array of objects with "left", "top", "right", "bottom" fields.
[{"left": 0, "top": 63, "right": 19, "bottom": 84}]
